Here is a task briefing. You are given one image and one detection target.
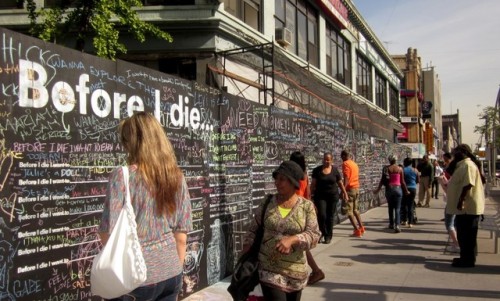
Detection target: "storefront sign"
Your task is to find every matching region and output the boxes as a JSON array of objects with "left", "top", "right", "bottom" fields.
[
  {"left": 316, "top": 0, "right": 349, "bottom": 28},
  {"left": 397, "top": 124, "right": 408, "bottom": 139}
]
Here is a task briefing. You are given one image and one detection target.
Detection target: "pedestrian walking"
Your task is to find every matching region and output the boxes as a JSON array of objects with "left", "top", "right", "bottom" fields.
[
  {"left": 243, "top": 160, "right": 321, "bottom": 300},
  {"left": 432, "top": 160, "right": 443, "bottom": 199},
  {"left": 402, "top": 157, "right": 419, "bottom": 228},
  {"left": 374, "top": 155, "right": 409, "bottom": 233},
  {"left": 289, "top": 151, "right": 325, "bottom": 285},
  {"left": 311, "top": 153, "right": 348, "bottom": 244},
  {"left": 417, "top": 155, "right": 433, "bottom": 207},
  {"left": 340, "top": 150, "right": 365, "bottom": 237}
]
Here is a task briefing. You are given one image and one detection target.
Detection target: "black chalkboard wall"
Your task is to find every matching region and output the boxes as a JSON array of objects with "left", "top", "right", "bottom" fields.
[{"left": 0, "top": 27, "right": 410, "bottom": 300}]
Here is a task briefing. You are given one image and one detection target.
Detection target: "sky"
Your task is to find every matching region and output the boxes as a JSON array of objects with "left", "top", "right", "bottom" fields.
[{"left": 353, "top": 0, "right": 500, "bottom": 149}]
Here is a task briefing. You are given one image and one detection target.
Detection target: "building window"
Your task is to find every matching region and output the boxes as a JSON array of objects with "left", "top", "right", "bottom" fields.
[
  {"left": 356, "top": 54, "right": 372, "bottom": 100},
  {"left": 274, "top": 0, "right": 318, "bottom": 67},
  {"left": 223, "top": 0, "right": 261, "bottom": 31},
  {"left": 297, "top": 9, "right": 307, "bottom": 60},
  {"left": 325, "top": 23, "right": 351, "bottom": 88},
  {"left": 0, "top": 0, "right": 23, "bottom": 9},
  {"left": 375, "top": 72, "right": 387, "bottom": 110},
  {"left": 159, "top": 58, "right": 197, "bottom": 81},
  {"left": 390, "top": 87, "right": 399, "bottom": 118},
  {"left": 142, "top": 0, "right": 195, "bottom": 5},
  {"left": 44, "top": 0, "right": 78, "bottom": 7}
]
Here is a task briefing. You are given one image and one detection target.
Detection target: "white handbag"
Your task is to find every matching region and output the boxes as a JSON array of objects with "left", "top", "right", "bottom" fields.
[{"left": 91, "top": 166, "right": 147, "bottom": 299}]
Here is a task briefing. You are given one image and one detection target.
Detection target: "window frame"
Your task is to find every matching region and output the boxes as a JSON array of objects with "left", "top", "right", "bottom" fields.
[
  {"left": 356, "top": 53, "right": 372, "bottom": 100},
  {"left": 274, "top": 0, "right": 318, "bottom": 67},
  {"left": 224, "top": 0, "right": 262, "bottom": 32},
  {"left": 325, "top": 23, "right": 351, "bottom": 88},
  {"left": 375, "top": 72, "right": 387, "bottom": 110},
  {"left": 390, "top": 87, "right": 400, "bottom": 118}
]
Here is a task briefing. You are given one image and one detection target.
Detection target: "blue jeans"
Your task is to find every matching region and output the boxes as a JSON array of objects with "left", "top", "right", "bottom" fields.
[
  {"left": 402, "top": 188, "right": 416, "bottom": 224},
  {"left": 109, "top": 273, "right": 182, "bottom": 301},
  {"left": 445, "top": 212, "right": 456, "bottom": 231},
  {"left": 385, "top": 186, "right": 402, "bottom": 227}
]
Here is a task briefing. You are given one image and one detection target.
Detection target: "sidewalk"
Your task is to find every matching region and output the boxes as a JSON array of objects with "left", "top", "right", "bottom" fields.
[{"left": 183, "top": 188, "right": 500, "bottom": 301}]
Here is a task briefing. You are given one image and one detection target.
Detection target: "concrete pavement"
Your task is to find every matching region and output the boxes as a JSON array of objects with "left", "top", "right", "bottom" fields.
[{"left": 183, "top": 187, "right": 500, "bottom": 301}]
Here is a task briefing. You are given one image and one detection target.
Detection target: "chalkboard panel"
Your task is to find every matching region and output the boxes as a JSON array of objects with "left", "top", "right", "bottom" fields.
[{"left": 0, "top": 27, "right": 410, "bottom": 301}]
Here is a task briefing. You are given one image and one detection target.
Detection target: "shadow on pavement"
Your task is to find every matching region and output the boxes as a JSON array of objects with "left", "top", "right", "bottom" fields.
[{"left": 311, "top": 281, "right": 500, "bottom": 300}]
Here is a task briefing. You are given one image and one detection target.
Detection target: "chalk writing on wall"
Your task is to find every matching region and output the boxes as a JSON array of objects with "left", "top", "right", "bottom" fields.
[{"left": 0, "top": 28, "right": 409, "bottom": 300}]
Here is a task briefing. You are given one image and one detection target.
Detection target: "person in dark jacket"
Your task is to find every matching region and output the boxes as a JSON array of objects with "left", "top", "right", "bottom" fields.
[{"left": 417, "top": 155, "right": 433, "bottom": 207}]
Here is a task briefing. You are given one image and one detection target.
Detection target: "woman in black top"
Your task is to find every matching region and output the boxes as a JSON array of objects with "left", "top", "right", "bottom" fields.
[{"left": 311, "top": 153, "right": 348, "bottom": 243}]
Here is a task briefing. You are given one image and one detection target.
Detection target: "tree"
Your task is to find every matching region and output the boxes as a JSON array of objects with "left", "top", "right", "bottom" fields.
[
  {"left": 24, "top": 0, "right": 173, "bottom": 60},
  {"left": 474, "top": 105, "right": 500, "bottom": 151}
]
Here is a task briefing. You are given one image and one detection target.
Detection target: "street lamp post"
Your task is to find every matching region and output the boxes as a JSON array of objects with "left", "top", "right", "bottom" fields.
[
  {"left": 493, "top": 97, "right": 498, "bottom": 186},
  {"left": 480, "top": 114, "right": 493, "bottom": 184}
]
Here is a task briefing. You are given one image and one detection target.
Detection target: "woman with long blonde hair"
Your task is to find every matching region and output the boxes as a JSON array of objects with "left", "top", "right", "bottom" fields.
[{"left": 99, "top": 112, "right": 192, "bottom": 301}]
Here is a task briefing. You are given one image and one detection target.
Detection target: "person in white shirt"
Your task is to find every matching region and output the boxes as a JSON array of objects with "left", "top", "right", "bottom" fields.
[{"left": 431, "top": 160, "right": 443, "bottom": 199}]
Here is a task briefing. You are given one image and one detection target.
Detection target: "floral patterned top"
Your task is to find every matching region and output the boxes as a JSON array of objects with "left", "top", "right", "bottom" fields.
[
  {"left": 245, "top": 194, "right": 320, "bottom": 292},
  {"left": 99, "top": 165, "right": 192, "bottom": 285}
]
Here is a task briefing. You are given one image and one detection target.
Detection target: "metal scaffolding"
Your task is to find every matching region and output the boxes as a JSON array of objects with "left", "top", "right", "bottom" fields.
[{"left": 207, "top": 42, "right": 403, "bottom": 140}]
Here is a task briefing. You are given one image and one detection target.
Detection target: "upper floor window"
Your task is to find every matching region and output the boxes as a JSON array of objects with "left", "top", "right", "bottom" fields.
[
  {"left": 0, "top": 0, "right": 23, "bottom": 9},
  {"left": 356, "top": 54, "right": 372, "bottom": 100},
  {"left": 274, "top": 0, "right": 318, "bottom": 67},
  {"left": 325, "top": 23, "right": 351, "bottom": 88},
  {"left": 43, "top": 1, "right": 195, "bottom": 8},
  {"left": 375, "top": 72, "right": 387, "bottom": 110},
  {"left": 224, "top": 0, "right": 261, "bottom": 31},
  {"left": 389, "top": 87, "right": 399, "bottom": 118}
]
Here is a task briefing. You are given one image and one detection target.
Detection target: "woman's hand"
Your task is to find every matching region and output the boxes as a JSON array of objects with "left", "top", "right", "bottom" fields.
[{"left": 275, "top": 235, "right": 295, "bottom": 254}]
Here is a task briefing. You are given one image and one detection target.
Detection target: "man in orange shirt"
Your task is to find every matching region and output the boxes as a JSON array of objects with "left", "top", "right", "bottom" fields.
[{"left": 341, "top": 150, "right": 365, "bottom": 237}]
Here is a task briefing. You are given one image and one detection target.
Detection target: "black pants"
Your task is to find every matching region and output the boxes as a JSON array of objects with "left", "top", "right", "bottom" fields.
[
  {"left": 455, "top": 214, "right": 480, "bottom": 264},
  {"left": 261, "top": 283, "right": 302, "bottom": 301},
  {"left": 431, "top": 178, "right": 440, "bottom": 197},
  {"left": 314, "top": 197, "right": 339, "bottom": 240}
]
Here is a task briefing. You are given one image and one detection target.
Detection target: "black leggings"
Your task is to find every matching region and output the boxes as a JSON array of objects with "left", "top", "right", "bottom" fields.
[
  {"left": 261, "top": 284, "right": 302, "bottom": 301},
  {"left": 314, "top": 197, "right": 339, "bottom": 239}
]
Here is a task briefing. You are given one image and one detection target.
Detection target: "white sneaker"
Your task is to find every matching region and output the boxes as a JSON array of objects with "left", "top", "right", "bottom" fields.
[{"left": 446, "top": 245, "right": 460, "bottom": 253}]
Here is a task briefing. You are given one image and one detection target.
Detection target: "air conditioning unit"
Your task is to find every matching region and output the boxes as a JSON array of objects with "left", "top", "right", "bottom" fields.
[{"left": 275, "top": 28, "right": 293, "bottom": 47}]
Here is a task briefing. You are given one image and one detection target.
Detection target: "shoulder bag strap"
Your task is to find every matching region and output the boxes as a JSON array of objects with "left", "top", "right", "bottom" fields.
[
  {"left": 253, "top": 194, "right": 272, "bottom": 251},
  {"left": 122, "top": 166, "right": 131, "bottom": 206}
]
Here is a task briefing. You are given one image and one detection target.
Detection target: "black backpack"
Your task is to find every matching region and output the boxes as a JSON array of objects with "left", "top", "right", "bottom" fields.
[{"left": 227, "top": 195, "right": 272, "bottom": 301}]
